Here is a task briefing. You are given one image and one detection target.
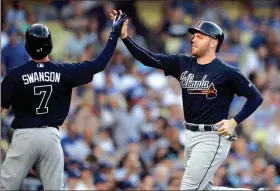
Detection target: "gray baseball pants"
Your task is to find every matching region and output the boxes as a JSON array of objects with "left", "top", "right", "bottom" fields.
[
  {"left": 180, "top": 129, "right": 251, "bottom": 191},
  {"left": 1, "top": 127, "right": 64, "bottom": 190}
]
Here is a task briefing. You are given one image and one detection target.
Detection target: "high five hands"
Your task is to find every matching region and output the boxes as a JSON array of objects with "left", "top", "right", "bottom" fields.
[{"left": 110, "top": 10, "right": 129, "bottom": 39}]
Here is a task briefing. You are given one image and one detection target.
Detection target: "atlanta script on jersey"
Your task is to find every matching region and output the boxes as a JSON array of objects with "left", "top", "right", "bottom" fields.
[{"left": 180, "top": 71, "right": 217, "bottom": 99}]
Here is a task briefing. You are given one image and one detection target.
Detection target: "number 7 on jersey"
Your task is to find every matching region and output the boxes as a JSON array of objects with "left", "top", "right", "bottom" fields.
[{"left": 34, "top": 85, "right": 53, "bottom": 114}]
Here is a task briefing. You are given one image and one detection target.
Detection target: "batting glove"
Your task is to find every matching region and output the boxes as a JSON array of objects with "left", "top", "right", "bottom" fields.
[{"left": 111, "top": 13, "right": 128, "bottom": 37}]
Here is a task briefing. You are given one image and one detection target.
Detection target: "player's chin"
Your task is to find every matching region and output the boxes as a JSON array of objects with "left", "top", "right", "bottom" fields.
[{"left": 191, "top": 49, "right": 199, "bottom": 57}]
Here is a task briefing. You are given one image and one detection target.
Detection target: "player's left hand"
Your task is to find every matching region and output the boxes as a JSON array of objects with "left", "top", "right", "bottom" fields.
[{"left": 215, "top": 118, "right": 237, "bottom": 136}]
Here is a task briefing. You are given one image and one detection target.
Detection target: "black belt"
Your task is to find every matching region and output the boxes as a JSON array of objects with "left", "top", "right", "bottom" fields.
[
  {"left": 183, "top": 122, "right": 217, "bottom": 132},
  {"left": 14, "top": 126, "right": 59, "bottom": 130},
  {"left": 35, "top": 125, "right": 59, "bottom": 130},
  {"left": 184, "top": 121, "right": 238, "bottom": 141},
  {"left": 12, "top": 122, "right": 59, "bottom": 130}
]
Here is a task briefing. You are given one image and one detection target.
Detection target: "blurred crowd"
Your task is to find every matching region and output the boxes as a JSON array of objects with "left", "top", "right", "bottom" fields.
[{"left": 1, "top": 0, "right": 280, "bottom": 190}]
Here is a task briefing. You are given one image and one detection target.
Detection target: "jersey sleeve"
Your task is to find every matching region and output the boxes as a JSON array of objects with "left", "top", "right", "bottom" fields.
[
  {"left": 228, "top": 67, "right": 263, "bottom": 124},
  {"left": 160, "top": 54, "right": 181, "bottom": 78},
  {"left": 122, "top": 36, "right": 181, "bottom": 79},
  {"left": 1, "top": 70, "right": 16, "bottom": 109},
  {"left": 229, "top": 68, "right": 261, "bottom": 97},
  {"left": 62, "top": 32, "right": 118, "bottom": 88},
  {"left": 62, "top": 62, "right": 95, "bottom": 88}
]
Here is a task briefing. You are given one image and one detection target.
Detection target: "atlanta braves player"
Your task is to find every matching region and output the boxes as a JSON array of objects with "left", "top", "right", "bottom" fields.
[
  {"left": 111, "top": 10, "right": 264, "bottom": 191},
  {"left": 1, "top": 11, "right": 127, "bottom": 190}
]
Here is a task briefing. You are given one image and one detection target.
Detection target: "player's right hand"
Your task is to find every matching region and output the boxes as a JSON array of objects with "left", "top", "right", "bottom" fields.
[
  {"left": 120, "top": 19, "right": 129, "bottom": 39},
  {"left": 110, "top": 10, "right": 128, "bottom": 37}
]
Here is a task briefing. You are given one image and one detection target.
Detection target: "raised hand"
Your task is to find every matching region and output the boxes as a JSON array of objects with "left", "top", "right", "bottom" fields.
[
  {"left": 110, "top": 10, "right": 129, "bottom": 39},
  {"left": 110, "top": 10, "right": 128, "bottom": 37}
]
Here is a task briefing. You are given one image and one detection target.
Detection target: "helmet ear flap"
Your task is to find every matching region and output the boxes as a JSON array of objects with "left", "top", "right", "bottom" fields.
[
  {"left": 45, "top": 43, "right": 53, "bottom": 56},
  {"left": 216, "top": 32, "right": 224, "bottom": 52}
]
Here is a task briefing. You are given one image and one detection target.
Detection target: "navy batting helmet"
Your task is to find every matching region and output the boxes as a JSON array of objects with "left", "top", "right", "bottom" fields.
[
  {"left": 188, "top": 21, "right": 224, "bottom": 52},
  {"left": 25, "top": 23, "right": 53, "bottom": 59}
]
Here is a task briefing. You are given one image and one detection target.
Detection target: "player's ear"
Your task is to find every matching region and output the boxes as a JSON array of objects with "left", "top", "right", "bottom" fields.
[{"left": 210, "top": 39, "right": 218, "bottom": 49}]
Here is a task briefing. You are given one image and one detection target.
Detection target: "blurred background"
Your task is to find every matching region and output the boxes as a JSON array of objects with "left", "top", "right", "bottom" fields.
[{"left": 1, "top": 0, "right": 280, "bottom": 190}]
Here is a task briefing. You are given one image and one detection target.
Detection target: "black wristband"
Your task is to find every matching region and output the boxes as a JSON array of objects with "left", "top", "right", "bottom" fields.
[{"left": 109, "top": 31, "right": 119, "bottom": 40}]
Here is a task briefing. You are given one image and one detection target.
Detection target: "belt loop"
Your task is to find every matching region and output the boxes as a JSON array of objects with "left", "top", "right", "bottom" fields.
[
  {"left": 212, "top": 125, "right": 218, "bottom": 131},
  {"left": 199, "top": 124, "right": 205, "bottom": 132}
]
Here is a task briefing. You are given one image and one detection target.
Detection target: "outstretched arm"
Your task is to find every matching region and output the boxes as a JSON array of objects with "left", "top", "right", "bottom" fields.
[
  {"left": 82, "top": 31, "right": 119, "bottom": 74},
  {"left": 79, "top": 11, "right": 128, "bottom": 74},
  {"left": 122, "top": 36, "right": 164, "bottom": 69},
  {"left": 65, "top": 11, "right": 128, "bottom": 87},
  {"left": 110, "top": 10, "right": 176, "bottom": 70}
]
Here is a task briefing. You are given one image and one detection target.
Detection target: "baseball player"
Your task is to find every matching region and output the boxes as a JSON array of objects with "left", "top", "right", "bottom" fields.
[
  {"left": 111, "top": 10, "right": 264, "bottom": 191},
  {"left": 1, "top": 11, "right": 127, "bottom": 190}
]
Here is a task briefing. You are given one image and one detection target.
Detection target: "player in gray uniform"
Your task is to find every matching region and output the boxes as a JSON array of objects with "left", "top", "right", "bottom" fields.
[
  {"left": 1, "top": 11, "right": 127, "bottom": 190},
  {"left": 110, "top": 10, "right": 266, "bottom": 191}
]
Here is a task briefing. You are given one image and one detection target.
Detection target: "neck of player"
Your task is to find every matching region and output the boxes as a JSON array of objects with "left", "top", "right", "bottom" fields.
[
  {"left": 197, "top": 53, "right": 216, "bottom": 65},
  {"left": 32, "top": 56, "right": 50, "bottom": 63}
]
